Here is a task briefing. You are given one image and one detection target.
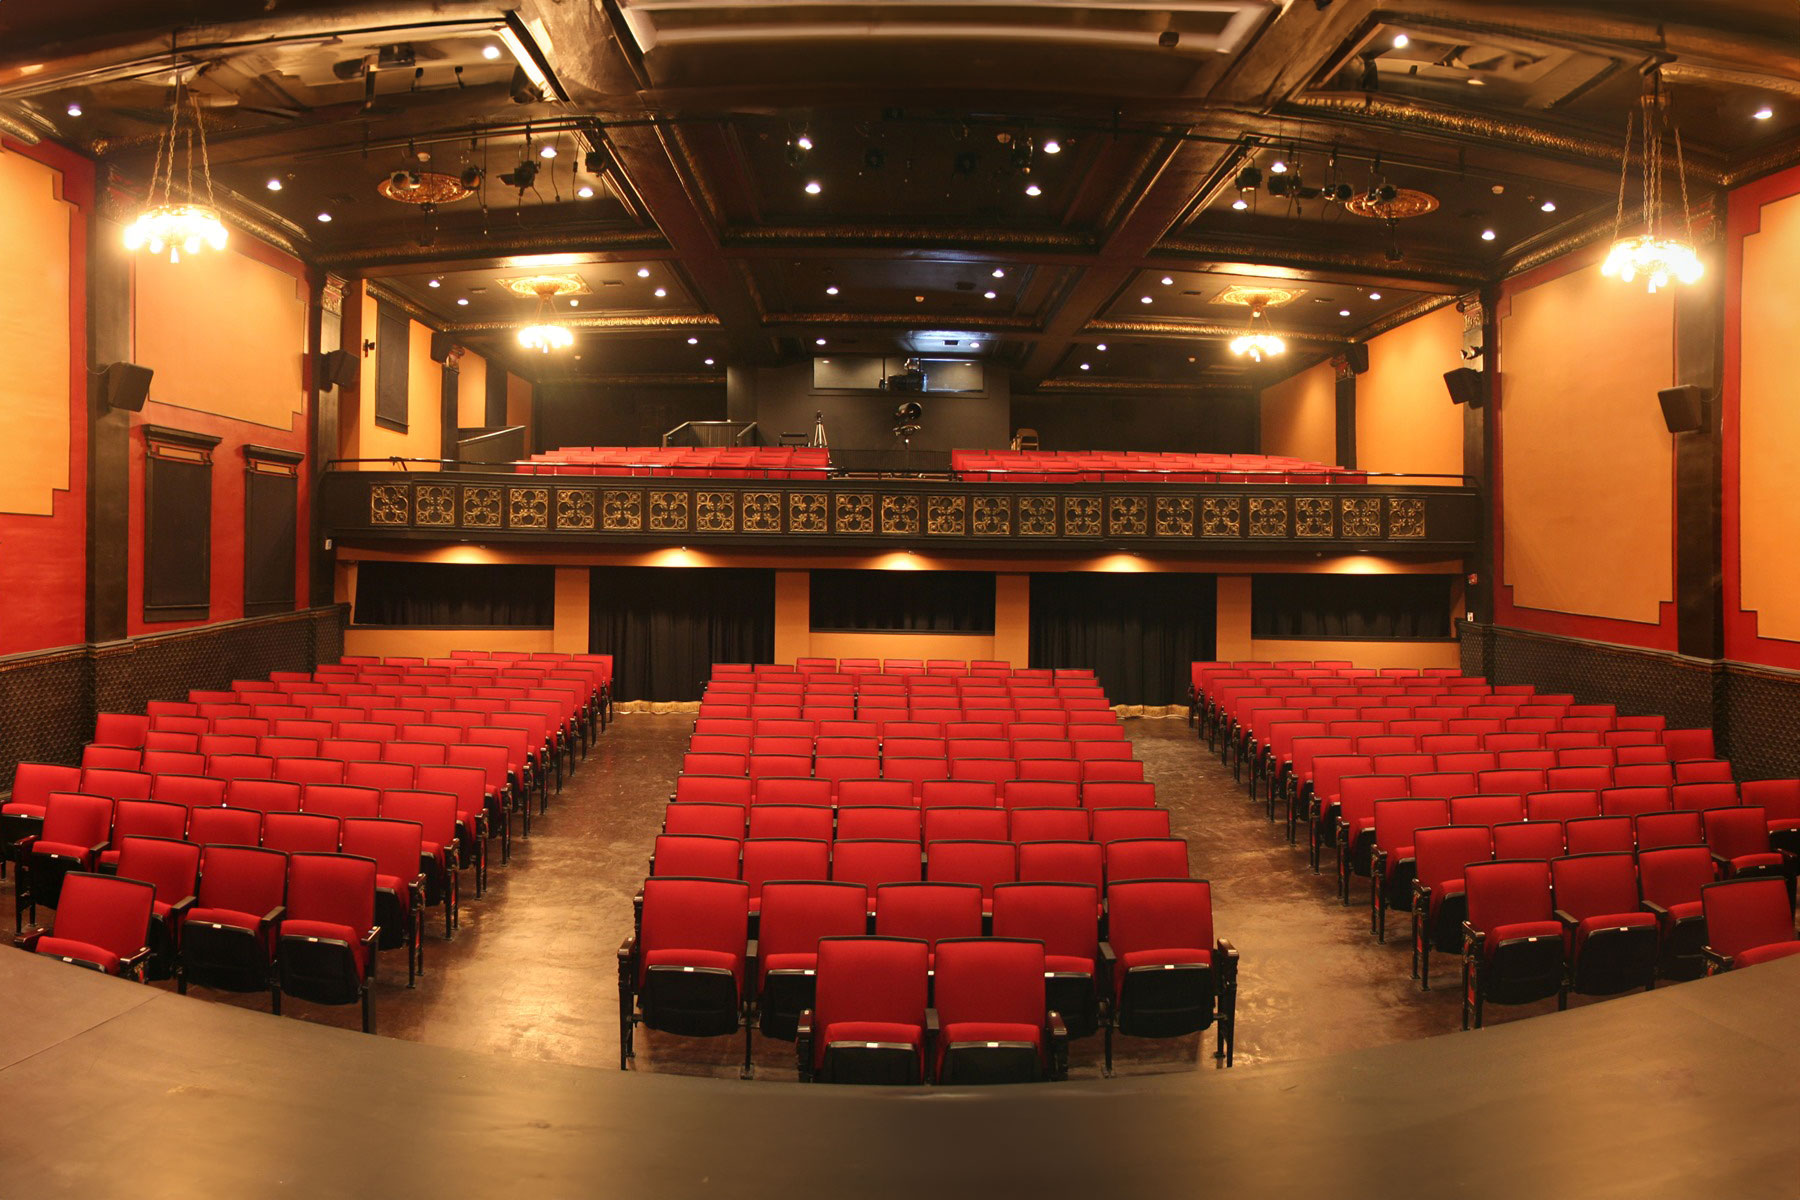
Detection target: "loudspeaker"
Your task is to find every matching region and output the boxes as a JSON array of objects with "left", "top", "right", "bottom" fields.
[
  {"left": 1443, "top": 367, "right": 1485, "bottom": 407},
  {"left": 1657, "top": 385, "right": 1709, "bottom": 434},
  {"left": 97, "top": 361, "right": 153, "bottom": 411},
  {"left": 429, "top": 331, "right": 456, "bottom": 364},
  {"left": 1344, "top": 343, "right": 1369, "bottom": 375},
  {"left": 319, "top": 348, "right": 359, "bottom": 390}
]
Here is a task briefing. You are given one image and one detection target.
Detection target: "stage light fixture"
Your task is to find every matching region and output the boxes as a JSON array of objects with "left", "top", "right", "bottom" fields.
[{"left": 1235, "top": 166, "right": 1262, "bottom": 191}]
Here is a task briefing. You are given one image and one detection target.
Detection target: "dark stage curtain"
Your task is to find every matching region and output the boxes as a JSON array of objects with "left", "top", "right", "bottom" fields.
[
  {"left": 352, "top": 563, "right": 554, "bottom": 627},
  {"left": 1028, "top": 573, "right": 1216, "bottom": 708},
  {"left": 588, "top": 567, "right": 775, "bottom": 702},
  {"left": 1251, "top": 574, "right": 1454, "bottom": 640},
  {"left": 809, "top": 570, "right": 995, "bottom": 633}
]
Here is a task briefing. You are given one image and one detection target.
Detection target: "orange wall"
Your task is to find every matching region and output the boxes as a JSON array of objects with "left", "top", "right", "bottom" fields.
[
  {"left": 1356, "top": 303, "right": 1465, "bottom": 480},
  {"left": 343, "top": 283, "right": 441, "bottom": 466},
  {"left": 1496, "top": 256, "right": 1675, "bottom": 634},
  {"left": 343, "top": 626, "right": 556, "bottom": 657},
  {"left": 1215, "top": 574, "right": 1460, "bottom": 669},
  {"left": 1259, "top": 358, "right": 1337, "bottom": 464},
  {"left": 456, "top": 349, "right": 489, "bottom": 428},
  {"left": 0, "top": 149, "right": 74, "bottom": 518},
  {"left": 1735, "top": 189, "right": 1800, "bottom": 644}
]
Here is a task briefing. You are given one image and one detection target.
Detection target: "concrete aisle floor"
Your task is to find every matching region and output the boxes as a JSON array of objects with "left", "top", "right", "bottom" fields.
[{"left": 3, "top": 713, "right": 1644, "bottom": 1081}]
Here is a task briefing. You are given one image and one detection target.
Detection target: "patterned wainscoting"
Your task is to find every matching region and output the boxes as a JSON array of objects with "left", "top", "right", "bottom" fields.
[{"left": 0, "top": 605, "right": 345, "bottom": 789}]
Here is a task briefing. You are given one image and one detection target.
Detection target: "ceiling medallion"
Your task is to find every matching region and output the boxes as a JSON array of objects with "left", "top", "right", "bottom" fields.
[
  {"left": 376, "top": 171, "right": 477, "bottom": 206},
  {"left": 1344, "top": 187, "right": 1440, "bottom": 220},
  {"left": 500, "top": 273, "right": 590, "bottom": 299},
  {"left": 1213, "top": 284, "right": 1303, "bottom": 308}
]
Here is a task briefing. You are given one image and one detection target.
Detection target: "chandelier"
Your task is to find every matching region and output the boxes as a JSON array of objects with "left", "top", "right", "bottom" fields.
[
  {"left": 1601, "top": 70, "right": 1702, "bottom": 293},
  {"left": 518, "top": 282, "right": 574, "bottom": 353},
  {"left": 1229, "top": 295, "right": 1285, "bottom": 363},
  {"left": 122, "top": 57, "right": 228, "bottom": 263}
]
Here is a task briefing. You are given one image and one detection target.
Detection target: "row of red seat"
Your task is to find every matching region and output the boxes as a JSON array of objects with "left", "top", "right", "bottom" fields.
[
  {"left": 952, "top": 450, "right": 1357, "bottom": 484},
  {"left": 664, "top": 800, "right": 1171, "bottom": 844},
  {"left": 517, "top": 445, "right": 830, "bottom": 480}
]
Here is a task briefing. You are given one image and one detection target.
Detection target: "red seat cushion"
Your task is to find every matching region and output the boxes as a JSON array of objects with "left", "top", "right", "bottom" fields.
[
  {"left": 1, "top": 801, "right": 46, "bottom": 819},
  {"left": 35, "top": 936, "right": 120, "bottom": 974},
  {"left": 98, "top": 849, "right": 123, "bottom": 870},
  {"left": 758, "top": 950, "right": 816, "bottom": 986},
  {"left": 1045, "top": 953, "right": 1094, "bottom": 975},
  {"left": 282, "top": 918, "right": 368, "bottom": 974},
  {"left": 376, "top": 873, "right": 413, "bottom": 913},
  {"left": 644, "top": 946, "right": 743, "bottom": 990},
  {"left": 1729, "top": 853, "right": 1784, "bottom": 874},
  {"left": 32, "top": 840, "right": 95, "bottom": 862},
  {"left": 938, "top": 1020, "right": 1042, "bottom": 1070},
  {"left": 1116, "top": 947, "right": 1212, "bottom": 998},
  {"left": 1573, "top": 911, "right": 1657, "bottom": 961},
  {"left": 1734, "top": 941, "right": 1800, "bottom": 968},
  {"left": 1485, "top": 920, "right": 1562, "bottom": 961},
  {"left": 1664, "top": 900, "right": 1702, "bottom": 923},
  {"left": 188, "top": 906, "right": 275, "bottom": 953},
  {"left": 1428, "top": 879, "right": 1465, "bottom": 919},
  {"left": 822, "top": 1020, "right": 923, "bottom": 1049}
]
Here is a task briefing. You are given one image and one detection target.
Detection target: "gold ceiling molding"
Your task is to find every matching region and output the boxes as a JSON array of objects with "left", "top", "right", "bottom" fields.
[
  {"left": 364, "top": 281, "right": 440, "bottom": 329},
  {"left": 1284, "top": 93, "right": 1655, "bottom": 172},
  {"left": 444, "top": 313, "right": 722, "bottom": 334},
  {"left": 1087, "top": 317, "right": 1344, "bottom": 346},
  {"left": 1720, "top": 140, "right": 1800, "bottom": 190},
  {"left": 1155, "top": 236, "right": 1482, "bottom": 287},
  {"left": 1213, "top": 285, "right": 1304, "bottom": 307},
  {"left": 775, "top": 311, "right": 1038, "bottom": 330},
  {"left": 1499, "top": 207, "right": 1620, "bottom": 280},
  {"left": 539, "top": 373, "right": 726, "bottom": 387},
  {"left": 1035, "top": 378, "right": 1230, "bottom": 393},
  {"left": 315, "top": 229, "right": 666, "bottom": 269},
  {"left": 729, "top": 226, "right": 1092, "bottom": 250},
  {"left": 1354, "top": 292, "right": 1461, "bottom": 343},
  {"left": 668, "top": 122, "right": 728, "bottom": 226},
  {"left": 499, "top": 273, "right": 591, "bottom": 299},
  {"left": 0, "top": 105, "right": 46, "bottom": 144}
]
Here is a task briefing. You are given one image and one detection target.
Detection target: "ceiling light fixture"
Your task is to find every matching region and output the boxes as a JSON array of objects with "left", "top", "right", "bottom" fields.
[
  {"left": 1160, "top": 275, "right": 1174, "bottom": 285},
  {"left": 1467, "top": 77, "right": 1485, "bottom": 86},
  {"left": 316, "top": 212, "right": 332, "bottom": 223},
  {"left": 654, "top": 287, "right": 667, "bottom": 298},
  {"left": 1096, "top": 343, "right": 1107, "bottom": 351},
  {"left": 1229, "top": 294, "right": 1286, "bottom": 364},
  {"left": 122, "top": 49, "right": 230, "bottom": 263},
  {"left": 265, "top": 178, "right": 282, "bottom": 191},
  {"left": 1232, "top": 198, "right": 1248, "bottom": 211},
  {"left": 1079, "top": 363, "right": 1090, "bottom": 370},
  {"left": 1753, "top": 106, "right": 1774, "bottom": 121},
  {"left": 984, "top": 290, "right": 997, "bottom": 299},
  {"left": 576, "top": 185, "right": 594, "bottom": 198},
  {"left": 1139, "top": 295, "right": 1152, "bottom": 304},
  {"left": 1603, "top": 68, "right": 1703, "bottom": 292},
  {"left": 518, "top": 281, "right": 574, "bottom": 353},
  {"left": 636, "top": 267, "right": 651, "bottom": 278},
  {"left": 687, "top": 337, "right": 698, "bottom": 345},
  {"left": 1043, "top": 139, "right": 1062, "bottom": 154},
  {"left": 826, "top": 285, "right": 839, "bottom": 295},
  {"left": 1339, "top": 308, "right": 1351, "bottom": 316},
  {"left": 815, "top": 338, "right": 827, "bottom": 346},
  {"left": 1540, "top": 200, "right": 1556, "bottom": 212},
  {"left": 704, "top": 357, "right": 715, "bottom": 366},
  {"left": 992, "top": 268, "right": 1005, "bottom": 278},
  {"left": 66, "top": 103, "right": 82, "bottom": 117},
  {"left": 456, "top": 297, "right": 469, "bottom": 306},
  {"left": 1392, "top": 33, "right": 1410, "bottom": 48},
  {"left": 482, "top": 45, "right": 501, "bottom": 60},
  {"left": 1025, "top": 184, "right": 1042, "bottom": 196},
  {"left": 1270, "top": 160, "right": 1288, "bottom": 175},
  {"left": 428, "top": 279, "right": 441, "bottom": 288},
  {"left": 1481, "top": 229, "right": 1496, "bottom": 241},
  {"left": 1367, "top": 292, "right": 1381, "bottom": 301},
  {"left": 1234, "top": 166, "right": 1262, "bottom": 192},
  {"left": 796, "top": 133, "right": 814, "bottom": 151},
  {"left": 805, "top": 180, "right": 822, "bottom": 195},
  {"left": 539, "top": 144, "right": 557, "bottom": 159}
]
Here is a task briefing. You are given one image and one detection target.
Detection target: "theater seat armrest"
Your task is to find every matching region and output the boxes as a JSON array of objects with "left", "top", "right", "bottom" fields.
[
  {"left": 1461, "top": 921, "right": 1484, "bottom": 954},
  {"left": 925, "top": 1008, "right": 940, "bottom": 1035},
  {"left": 119, "top": 946, "right": 152, "bottom": 980},
  {"left": 13, "top": 928, "right": 46, "bottom": 951},
  {"left": 795, "top": 1010, "right": 815, "bottom": 1082},
  {"left": 89, "top": 840, "right": 110, "bottom": 858},
  {"left": 169, "top": 896, "right": 196, "bottom": 922},
  {"left": 1046, "top": 1013, "right": 1070, "bottom": 1081},
  {"left": 1412, "top": 880, "right": 1433, "bottom": 907},
  {"left": 1554, "top": 908, "right": 1579, "bottom": 930},
  {"left": 1702, "top": 946, "right": 1733, "bottom": 974},
  {"left": 260, "top": 905, "right": 286, "bottom": 928},
  {"left": 12, "top": 834, "right": 38, "bottom": 854},
  {"left": 1711, "top": 852, "right": 1731, "bottom": 871},
  {"left": 1641, "top": 900, "right": 1670, "bottom": 920}
]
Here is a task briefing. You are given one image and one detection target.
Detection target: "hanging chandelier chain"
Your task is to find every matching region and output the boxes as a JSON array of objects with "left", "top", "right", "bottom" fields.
[
  {"left": 1675, "top": 125, "right": 1694, "bottom": 244},
  {"left": 1611, "top": 107, "right": 1633, "bottom": 243},
  {"left": 192, "top": 90, "right": 218, "bottom": 206}
]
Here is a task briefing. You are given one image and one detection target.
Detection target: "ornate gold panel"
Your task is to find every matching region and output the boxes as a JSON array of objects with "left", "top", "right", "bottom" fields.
[
  {"left": 414, "top": 483, "right": 454, "bottom": 527},
  {"left": 835, "top": 493, "right": 874, "bottom": 534},
  {"left": 559, "top": 488, "right": 599, "bottom": 531},
  {"left": 1019, "top": 496, "right": 1057, "bottom": 537},
  {"left": 1108, "top": 495, "right": 1149, "bottom": 538},
  {"left": 598, "top": 490, "right": 637, "bottom": 531},
  {"left": 972, "top": 495, "right": 1011, "bottom": 536},
  {"left": 927, "top": 495, "right": 967, "bottom": 536},
  {"left": 789, "top": 492, "right": 827, "bottom": 533},
  {"left": 1389, "top": 496, "right": 1427, "bottom": 539},
  {"left": 881, "top": 494, "right": 921, "bottom": 536},
  {"left": 743, "top": 492, "right": 781, "bottom": 533},
  {"left": 507, "top": 486, "right": 549, "bottom": 530},
  {"left": 461, "top": 485, "right": 501, "bottom": 528},
  {"left": 649, "top": 490, "right": 689, "bottom": 532},
  {"left": 1064, "top": 495, "right": 1101, "bottom": 537},
  {"left": 1248, "top": 496, "right": 1289, "bottom": 538},
  {"left": 1340, "top": 496, "right": 1380, "bottom": 540},
  {"left": 1295, "top": 496, "right": 1334, "bottom": 538},
  {"left": 1201, "top": 496, "right": 1241, "bottom": 538},
  {"left": 696, "top": 491, "right": 735, "bottom": 533},
  {"left": 1155, "top": 496, "right": 1195, "bottom": 537},
  {"left": 370, "top": 484, "right": 410, "bottom": 526}
]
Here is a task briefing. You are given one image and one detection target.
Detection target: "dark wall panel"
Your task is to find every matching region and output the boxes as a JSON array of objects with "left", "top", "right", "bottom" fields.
[
  {"left": 1009, "top": 390, "right": 1258, "bottom": 453},
  {"left": 144, "top": 449, "right": 213, "bottom": 622},
  {"left": 1028, "top": 573, "right": 1217, "bottom": 707},
  {"left": 589, "top": 567, "right": 773, "bottom": 702},
  {"left": 535, "top": 382, "right": 727, "bottom": 451},
  {"left": 244, "top": 466, "right": 298, "bottom": 616},
  {"left": 755, "top": 362, "right": 1008, "bottom": 452},
  {"left": 374, "top": 299, "right": 410, "bottom": 431}
]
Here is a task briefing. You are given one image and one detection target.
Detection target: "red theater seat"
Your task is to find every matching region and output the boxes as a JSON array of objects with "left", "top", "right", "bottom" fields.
[{"left": 798, "top": 935, "right": 930, "bottom": 1084}]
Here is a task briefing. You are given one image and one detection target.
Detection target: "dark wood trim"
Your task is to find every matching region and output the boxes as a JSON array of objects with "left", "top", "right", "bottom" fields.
[
  {"left": 1463, "top": 289, "right": 1496, "bottom": 643},
  {"left": 1673, "top": 263, "right": 1725, "bottom": 664},
  {"left": 440, "top": 362, "right": 460, "bottom": 461},
  {"left": 141, "top": 425, "right": 223, "bottom": 454},
  {"left": 1333, "top": 366, "right": 1356, "bottom": 471},
  {"left": 243, "top": 444, "right": 305, "bottom": 467},
  {"left": 87, "top": 190, "right": 131, "bottom": 645}
]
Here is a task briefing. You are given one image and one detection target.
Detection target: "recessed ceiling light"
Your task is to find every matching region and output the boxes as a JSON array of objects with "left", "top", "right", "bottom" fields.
[
  {"left": 815, "top": 337, "right": 827, "bottom": 346},
  {"left": 1540, "top": 200, "right": 1556, "bottom": 213},
  {"left": 1079, "top": 363, "right": 1090, "bottom": 370},
  {"left": 687, "top": 336, "right": 698, "bottom": 345},
  {"left": 1754, "top": 106, "right": 1774, "bottom": 120},
  {"left": 1160, "top": 276, "right": 1174, "bottom": 286},
  {"left": 482, "top": 45, "right": 501, "bottom": 60},
  {"left": 704, "top": 357, "right": 715, "bottom": 365},
  {"left": 796, "top": 134, "right": 814, "bottom": 151},
  {"left": 65, "top": 103, "right": 82, "bottom": 117},
  {"left": 826, "top": 285, "right": 839, "bottom": 296},
  {"left": 1367, "top": 292, "right": 1381, "bottom": 301},
  {"left": 1467, "top": 77, "right": 1486, "bottom": 86},
  {"left": 984, "top": 290, "right": 997, "bottom": 299},
  {"left": 1339, "top": 308, "right": 1351, "bottom": 317},
  {"left": 1139, "top": 295, "right": 1152, "bottom": 304},
  {"left": 914, "top": 295, "right": 925, "bottom": 303},
  {"left": 1042, "top": 139, "right": 1062, "bottom": 154},
  {"left": 1392, "top": 33, "right": 1410, "bottom": 48},
  {"left": 576, "top": 185, "right": 594, "bottom": 199},
  {"left": 804, "top": 180, "right": 822, "bottom": 195},
  {"left": 456, "top": 297, "right": 469, "bottom": 306},
  {"left": 1231, "top": 198, "right": 1248, "bottom": 211},
  {"left": 1270, "top": 161, "right": 1287, "bottom": 175},
  {"left": 654, "top": 287, "right": 667, "bottom": 297},
  {"left": 316, "top": 212, "right": 332, "bottom": 223},
  {"left": 539, "top": 145, "right": 557, "bottom": 159},
  {"left": 968, "top": 342, "right": 980, "bottom": 349},
  {"left": 992, "top": 268, "right": 1005, "bottom": 278},
  {"left": 1095, "top": 343, "right": 1107, "bottom": 351},
  {"left": 1480, "top": 228, "right": 1496, "bottom": 241},
  {"left": 1024, "top": 184, "right": 1042, "bottom": 197},
  {"left": 569, "top": 299, "right": 579, "bottom": 307},
  {"left": 265, "top": 178, "right": 282, "bottom": 191},
  {"left": 428, "top": 279, "right": 441, "bottom": 288},
  {"left": 637, "top": 267, "right": 651, "bottom": 278}
]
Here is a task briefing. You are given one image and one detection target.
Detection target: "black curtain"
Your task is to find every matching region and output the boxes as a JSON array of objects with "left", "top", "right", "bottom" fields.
[
  {"left": 1251, "top": 574, "right": 1454, "bottom": 639},
  {"left": 352, "top": 563, "right": 554, "bottom": 627},
  {"left": 809, "top": 570, "right": 995, "bottom": 633},
  {"left": 589, "top": 567, "right": 775, "bottom": 702},
  {"left": 1028, "top": 573, "right": 1216, "bottom": 707}
]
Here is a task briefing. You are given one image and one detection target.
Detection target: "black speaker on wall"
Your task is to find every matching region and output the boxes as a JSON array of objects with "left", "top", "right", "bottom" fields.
[
  {"left": 429, "top": 331, "right": 457, "bottom": 364},
  {"left": 1443, "top": 367, "right": 1485, "bottom": 407},
  {"left": 319, "top": 348, "right": 359, "bottom": 390},
  {"left": 1657, "top": 385, "right": 1709, "bottom": 434},
  {"left": 1344, "top": 343, "right": 1369, "bottom": 375},
  {"left": 96, "top": 361, "right": 153, "bottom": 411}
]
